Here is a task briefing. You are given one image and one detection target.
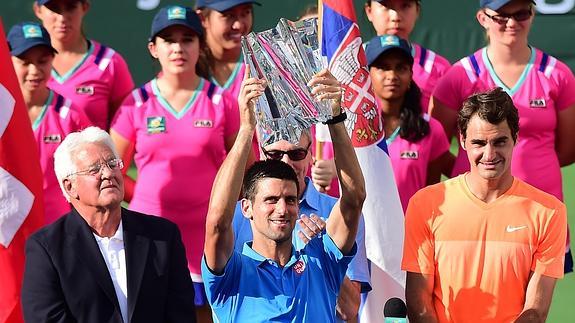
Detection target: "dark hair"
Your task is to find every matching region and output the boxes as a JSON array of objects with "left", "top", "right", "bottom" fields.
[
  {"left": 365, "top": 0, "right": 420, "bottom": 6},
  {"left": 399, "top": 80, "right": 429, "bottom": 142},
  {"left": 196, "top": 7, "right": 254, "bottom": 80},
  {"left": 458, "top": 87, "right": 519, "bottom": 142},
  {"left": 298, "top": 4, "right": 318, "bottom": 20},
  {"left": 242, "top": 160, "right": 299, "bottom": 201}
]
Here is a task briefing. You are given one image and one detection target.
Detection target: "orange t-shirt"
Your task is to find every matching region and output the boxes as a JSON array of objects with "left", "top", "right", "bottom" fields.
[{"left": 402, "top": 174, "right": 566, "bottom": 322}]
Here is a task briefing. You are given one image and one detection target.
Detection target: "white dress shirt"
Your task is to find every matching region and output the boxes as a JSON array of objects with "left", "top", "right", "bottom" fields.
[{"left": 93, "top": 221, "right": 128, "bottom": 323}]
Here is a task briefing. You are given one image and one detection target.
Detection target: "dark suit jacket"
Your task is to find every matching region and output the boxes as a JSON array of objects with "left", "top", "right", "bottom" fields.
[{"left": 22, "top": 207, "right": 196, "bottom": 323}]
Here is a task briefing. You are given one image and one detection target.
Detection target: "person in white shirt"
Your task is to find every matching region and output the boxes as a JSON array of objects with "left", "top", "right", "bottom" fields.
[{"left": 21, "top": 126, "right": 196, "bottom": 323}]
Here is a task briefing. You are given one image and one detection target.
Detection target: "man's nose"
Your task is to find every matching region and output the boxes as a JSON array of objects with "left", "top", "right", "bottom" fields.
[
  {"left": 483, "top": 144, "right": 496, "bottom": 160},
  {"left": 275, "top": 199, "right": 287, "bottom": 215}
]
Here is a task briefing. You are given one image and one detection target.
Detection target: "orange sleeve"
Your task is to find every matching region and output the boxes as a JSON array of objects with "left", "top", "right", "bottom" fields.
[
  {"left": 532, "top": 202, "right": 567, "bottom": 279},
  {"left": 402, "top": 190, "right": 436, "bottom": 275}
]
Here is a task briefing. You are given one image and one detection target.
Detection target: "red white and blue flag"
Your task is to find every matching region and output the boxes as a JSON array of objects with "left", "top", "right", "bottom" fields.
[
  {"left": 318, "top": 1, "right": 406, "bottom": 321},
  {"left": 0, "top": 19, "right": 45, "bottom": 323}
]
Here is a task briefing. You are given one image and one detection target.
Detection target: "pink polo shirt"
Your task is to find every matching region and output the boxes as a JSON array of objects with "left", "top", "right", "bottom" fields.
[
  {"left": 433, "top": 47, "right": 575, "bottom": 201},
  {"left": 210, "top": 60, "right": 260, "bottom": 159},
  {"left": 33, "top": 90, "right": 90, "bottom": 223},
  {"left": 387, "top": 116, "right": 450, "bottom": 212},
  {"left": 411, "top": 43, "right": 451, "bottom": 112},
  {"left": 111, "top": 78, "right": 239, "bottom": 280},
  {"left": 48, "top": 40, "right": 134, "bottom": 130}
]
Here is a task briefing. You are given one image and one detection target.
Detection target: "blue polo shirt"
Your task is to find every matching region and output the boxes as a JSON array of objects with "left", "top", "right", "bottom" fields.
[
  {"left": 232, "top": 177, "right": 371, "bottom": 292},
  {"left": 201, "top": 233, "right": 357, "bottom": 322}
]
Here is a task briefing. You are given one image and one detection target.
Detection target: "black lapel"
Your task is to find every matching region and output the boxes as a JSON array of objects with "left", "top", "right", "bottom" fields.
[
  {"left": 66, "top": 208, "right": 121, "bottom": 312},
  {"left": 122, "top": 208, "right": 150, "bottom": 322}
]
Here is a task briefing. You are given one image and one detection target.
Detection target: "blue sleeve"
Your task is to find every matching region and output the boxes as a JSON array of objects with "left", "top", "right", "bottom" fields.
[
  {"left": 308, "top": 234, "right": 357, "bottom": 293},
  {"left": 346, "top": 215, "right": 372, "bottom": 292},
  {"left": 201, "top": 252, "right": 241, "bottom": 307},
  {"left": 232, "top": 201, "right": 253, "bottom": 253}
]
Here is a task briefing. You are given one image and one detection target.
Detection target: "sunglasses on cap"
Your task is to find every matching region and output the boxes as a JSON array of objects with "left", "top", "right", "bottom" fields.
[
  {"left": 261, "top": 142, "right": 311, "bottom": 161},
  {"left": 483, "top": 9, "right": 533, "bottom": 24}
]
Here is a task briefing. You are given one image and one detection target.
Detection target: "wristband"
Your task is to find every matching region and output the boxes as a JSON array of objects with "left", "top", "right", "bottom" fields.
[{"left": 323, "top": 112, "right": 347, "bottom": 125}]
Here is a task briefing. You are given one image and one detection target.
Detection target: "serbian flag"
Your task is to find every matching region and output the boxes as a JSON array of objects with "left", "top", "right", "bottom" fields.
[
  {"left": 319, "top": 1, "right": 406, "bottom": 321},
  {"left": 0, "top": 19, "right": 45, "bottom": 323}
]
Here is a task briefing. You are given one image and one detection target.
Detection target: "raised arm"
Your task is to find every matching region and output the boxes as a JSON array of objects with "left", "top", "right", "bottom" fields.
[
  {"left": 308, "top": 69, "right": 366, "bottom": 254},
  {"left": 204, "top": 65, "right": 263, "bottom": 274}
]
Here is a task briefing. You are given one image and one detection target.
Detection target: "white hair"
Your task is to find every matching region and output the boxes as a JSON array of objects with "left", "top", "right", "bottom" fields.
[{"left": 53, "top": 127, "right": 119, "bottom": 202}]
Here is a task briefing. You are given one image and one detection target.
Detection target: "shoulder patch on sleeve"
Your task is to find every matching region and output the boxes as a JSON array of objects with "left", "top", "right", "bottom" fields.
[
  {"left": 56, "top": 95, "right": 72, "bottom": 119},
  {"left": 94, "top": 45, "right": 116, "bottom": 71},
  {"left": 538, "top": 52, "right": 557, "bottom": 78},
  {"left": 460, "top": 54, "right": 480, "bottom": 82},
  {"left": 209, "top": 84, "right": 224, "bottom": 105},
  {"left": 132, "top": 86, "right": 150, "bottom": 108}
]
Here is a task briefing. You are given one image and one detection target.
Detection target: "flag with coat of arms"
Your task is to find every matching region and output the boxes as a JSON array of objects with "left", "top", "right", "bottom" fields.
[
  {"left": 318, "top": 1, "right": 406, "bottom": 321},
  {"left": 0, "top": 18, "right": 45, "bottom": 323}
]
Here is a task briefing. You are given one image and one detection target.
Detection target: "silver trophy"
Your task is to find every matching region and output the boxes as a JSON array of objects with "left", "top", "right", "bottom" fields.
[{"left": 241, "top": 17, "right": 332, "bottom": 145}]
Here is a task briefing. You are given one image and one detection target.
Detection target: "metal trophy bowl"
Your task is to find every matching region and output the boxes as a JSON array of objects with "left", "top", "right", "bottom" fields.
[{"left": 241, "top": 17, "right": 332, "bottom": 145}]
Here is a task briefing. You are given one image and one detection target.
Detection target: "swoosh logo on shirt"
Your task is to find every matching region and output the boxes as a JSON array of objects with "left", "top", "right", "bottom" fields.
[{"left": 506, "top": 225, "right": 528, "bottom": 233}]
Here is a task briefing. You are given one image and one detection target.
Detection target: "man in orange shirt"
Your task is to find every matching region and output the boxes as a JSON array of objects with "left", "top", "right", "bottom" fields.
[{"left": 402, "top": 87, "right": 567, "bottom": 322}]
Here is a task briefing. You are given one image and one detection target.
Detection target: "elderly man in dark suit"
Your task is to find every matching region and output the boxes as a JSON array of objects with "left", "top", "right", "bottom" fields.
[{"left": 21, "top": 126, "right": 196, "bottom": 323}]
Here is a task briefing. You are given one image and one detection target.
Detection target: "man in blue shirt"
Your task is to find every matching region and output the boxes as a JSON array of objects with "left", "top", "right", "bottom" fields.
[
  {"left": 232, "top": 130, "right": 371, "bottom": 321},
  {"left": 202, "top": 67, "right": 366, "bottom": 322}
]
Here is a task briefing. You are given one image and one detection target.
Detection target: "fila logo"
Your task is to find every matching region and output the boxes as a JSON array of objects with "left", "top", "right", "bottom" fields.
[
  {"left": 506, "top": 225, "right": 528, "bottom": 233},
  {"left": 529, "top": 99, "right": 546, "bottom": 108},
  {"left": 43, "top": 134, "right": 62, "bottom": 143},
  {"left": 194, "top": 120, "right": 213, "bottom": 128},
  {"left": 400, "top": 151, "right": 419, "bottom": 160},
  {"left": 76, "top": 86, "right": 94, "bottom": 95}
]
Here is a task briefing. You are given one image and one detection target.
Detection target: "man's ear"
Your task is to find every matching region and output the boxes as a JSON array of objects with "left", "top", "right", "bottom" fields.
[
  {"left": 63, "top": 178, "right": 78, "bottom": 200},
  {"left": 459, "top": 133, "right": 466, "bottom": 150},
  {"left": 241, "top": 198, "right": 253, "bottom": 220}
]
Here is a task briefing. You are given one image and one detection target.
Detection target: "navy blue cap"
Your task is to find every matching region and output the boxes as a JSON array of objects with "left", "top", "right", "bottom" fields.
[
  {"left": 36, "top": 0, "right": 82, "bottom": 5},
  {"left": 195, "top": 0, "right": 261, "bottom": 12},
  {"left": 365, "top": 34, "right": 413, "bottom": 67},
  {"left": 150, "top": 6, "right": 203, "bottom": 40},
  {"left": 7, "top": 22, "right": 56, "bottom": 57},
  {"left": 480, "top": 0, "right": 534, "bottom": 10}
]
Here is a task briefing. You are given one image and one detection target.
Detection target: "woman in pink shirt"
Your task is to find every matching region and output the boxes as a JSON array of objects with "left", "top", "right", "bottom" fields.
[
  {"left": 364, "top": 0, "right": 451, "bottom": 112},
  {"left": 430, "top": 0, "right": 575, "bottom": 272},
  {"left": 9, "top": 21, "right": 89, "bottom": 223},
  {"left": 110, "top": 6, "right": 246, "bottom": 322},
  {"left": 366, "top": 34, "right": 453, "bottom": 212},
  {"left": 196, "top": 0, "right": 260, "bottom": 158},
  {"left": 33, "top": 0, "right": 134, "bottom": 130}
]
